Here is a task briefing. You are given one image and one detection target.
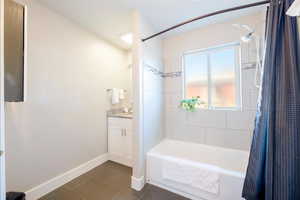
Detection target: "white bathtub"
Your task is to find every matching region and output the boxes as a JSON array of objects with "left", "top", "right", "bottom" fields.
[{"left": 146, "top": 139, "right": 249, "bottom": 200}]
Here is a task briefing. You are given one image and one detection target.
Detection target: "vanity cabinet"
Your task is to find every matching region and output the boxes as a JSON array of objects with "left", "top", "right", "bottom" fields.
[{"left": 108, "top": 117, "right": 133, "bottom": 167}]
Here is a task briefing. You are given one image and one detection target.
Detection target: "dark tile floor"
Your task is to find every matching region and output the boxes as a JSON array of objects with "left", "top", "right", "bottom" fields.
[{"left": 39, "top": 161, "right": 190, "bottom": 200}]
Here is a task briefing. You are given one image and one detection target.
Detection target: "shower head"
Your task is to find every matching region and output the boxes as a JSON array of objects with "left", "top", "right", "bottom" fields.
[
  {"left": 241, "top": 32, "right": 254, "bottom": 43},
  {"left": 232, "top": 24, "right": 255, "bottom": 43}
]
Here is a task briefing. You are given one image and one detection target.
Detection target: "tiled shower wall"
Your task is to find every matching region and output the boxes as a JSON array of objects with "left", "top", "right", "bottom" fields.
[{"left": 163, "top": 12, "right": 266, "bottom": 151}]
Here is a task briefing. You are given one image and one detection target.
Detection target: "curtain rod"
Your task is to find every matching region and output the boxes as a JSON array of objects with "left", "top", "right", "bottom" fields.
[{"left": 142, "top": 0, "right": 270, "bottom": 42}]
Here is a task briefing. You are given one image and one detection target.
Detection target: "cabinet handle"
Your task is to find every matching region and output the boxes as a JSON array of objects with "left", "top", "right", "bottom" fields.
[{"left": 124, "top": 129, "right": 127, "bottom": 136}]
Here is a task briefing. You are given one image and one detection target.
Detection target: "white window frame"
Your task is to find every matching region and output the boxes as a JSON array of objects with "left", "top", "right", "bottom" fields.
[{"left": 182, "top": 42, "right": 242, "bottom": 111}]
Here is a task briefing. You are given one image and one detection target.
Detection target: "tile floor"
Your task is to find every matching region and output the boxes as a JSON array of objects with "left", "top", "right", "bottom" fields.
[{"left": 39, "top": 161, "right": 190, "bottom": 200}]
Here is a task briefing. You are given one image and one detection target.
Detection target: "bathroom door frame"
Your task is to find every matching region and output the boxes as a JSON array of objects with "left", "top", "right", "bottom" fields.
[{"left": 0, "top": 0, "right": 6, "bottom": 198}]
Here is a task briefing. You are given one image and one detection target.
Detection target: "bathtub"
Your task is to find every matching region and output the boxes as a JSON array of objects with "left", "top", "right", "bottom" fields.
[{"left": 146, "top": 139, "right": 249, "bottom": 200}]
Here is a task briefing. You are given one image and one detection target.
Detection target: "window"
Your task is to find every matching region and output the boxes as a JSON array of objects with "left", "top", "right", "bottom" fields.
[{"left": 183, "top": 43, "right": 241, "bottom": 109}]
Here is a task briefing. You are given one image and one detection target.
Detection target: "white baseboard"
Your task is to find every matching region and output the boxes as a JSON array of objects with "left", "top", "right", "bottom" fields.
[
  {"left": 25, "top": 153, "right": 109, "bottom": 200},
  {"left": 131, "top": 176, "right": 145, "bottom": 191}
]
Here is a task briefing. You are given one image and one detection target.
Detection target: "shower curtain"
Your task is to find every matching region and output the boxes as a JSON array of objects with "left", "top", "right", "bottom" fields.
[{"left": 242, "top": 0, "right": 300, "bottom": 200}]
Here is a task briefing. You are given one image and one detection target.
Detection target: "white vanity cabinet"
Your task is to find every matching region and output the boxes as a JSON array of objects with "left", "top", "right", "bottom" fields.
[{"left": 108, "top": 117, "right": 133, "bottom": 167}]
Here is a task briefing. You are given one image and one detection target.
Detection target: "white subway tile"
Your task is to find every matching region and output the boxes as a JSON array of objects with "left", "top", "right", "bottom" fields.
[
  {"left": 242, "top": 90, "right": 252, "bottom": 111},
  {"left": 242, "top": 89, "right": 259, "bottom": 111},
  {"left": 165, "top": 108, "right": 187, "bottom": 138},
  {"left": 164, "top": 94, "right": 172, "bottom": 106},
  {"left": 164, "top": 93, "right": 182, "bottom": 108},
  {"left": 241, "top": 70, "right": 257, "bottom": 91},
  {"left": 226, "top": 110, "right": 256, "bottom": 130},
  {"left": 205, "top": 128, "right": 228, "bottom": 148},
  {"left": 164, "top": 77, "right": 183, "bottom": 94},
  {"left": 163, "top": 56, "right": 182, "bottom": 73},
  {"left": 206, "top": 128, "right": 252, "bottom": 151},
  {"left": 186, "top": 110, "right": 227, "bottom": 128},
  {"left": 179, "top": 125, "right": 206, "bottom": 144},
  {"left": 249, "top": 89, "right": 259, "bottom": 110},
  {"left": 223, "top": 130, "right": 253, "bottom": 151}
]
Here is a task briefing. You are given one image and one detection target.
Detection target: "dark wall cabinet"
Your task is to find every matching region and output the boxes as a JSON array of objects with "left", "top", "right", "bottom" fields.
[{"left": 4, "top": 0, "right": 25, "bottom": 102}]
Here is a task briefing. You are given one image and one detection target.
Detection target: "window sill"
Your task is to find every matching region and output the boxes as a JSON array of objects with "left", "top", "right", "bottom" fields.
[{"left": 190, "top": 107, "right": 243, "bottom": 112}]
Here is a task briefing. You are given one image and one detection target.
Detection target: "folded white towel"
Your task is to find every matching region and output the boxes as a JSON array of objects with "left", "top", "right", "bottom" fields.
[
  {"left": 111, "top": 88, "right": 120, "bottom": 105},
  {"left": 119, "top": 89, "right": 125, "bottom": 100},
  {"left": 162, "top": 157, "right": 220, "bottom": 195}
]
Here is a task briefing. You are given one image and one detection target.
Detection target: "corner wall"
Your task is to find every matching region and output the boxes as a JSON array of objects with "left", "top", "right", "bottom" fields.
[
  {"left": 131, "top": 11, "right": 164, "bottom": 189},
  {"left": 5, "top": 0, "right": 131, "bottom": 192},
  {"left": 163, "top": 12, "right": 265, "bottom": 151}
]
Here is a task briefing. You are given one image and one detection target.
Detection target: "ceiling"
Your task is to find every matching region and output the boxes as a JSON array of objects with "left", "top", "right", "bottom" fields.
[{"left": 38, "top": 0, "right": 267, "bottom": 50}]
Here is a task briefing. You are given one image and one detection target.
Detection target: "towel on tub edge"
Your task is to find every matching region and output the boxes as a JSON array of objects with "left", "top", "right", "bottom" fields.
[{"left": 162, "top": 156, "right": 220, "bottom": 195}]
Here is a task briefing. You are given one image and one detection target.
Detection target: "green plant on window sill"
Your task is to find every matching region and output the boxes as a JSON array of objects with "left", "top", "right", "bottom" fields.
[{"left": 180, "top": 96, "right": 205, "bottom": 112}]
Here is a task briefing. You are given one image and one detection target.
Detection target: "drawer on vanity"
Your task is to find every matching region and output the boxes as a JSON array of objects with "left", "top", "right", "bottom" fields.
[{"left": 108, "top": 117, "right": 132, "bottom": 130}]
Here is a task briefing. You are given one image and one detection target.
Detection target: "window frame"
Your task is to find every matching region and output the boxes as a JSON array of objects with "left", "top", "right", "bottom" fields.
[{"left": 182, "top": 42, "right": 242, "bottom": 111}]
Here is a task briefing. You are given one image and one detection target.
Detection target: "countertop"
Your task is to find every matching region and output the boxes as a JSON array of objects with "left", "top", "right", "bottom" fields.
[{"left": 107, "top": 112, "right": 133, "bottom": 119}]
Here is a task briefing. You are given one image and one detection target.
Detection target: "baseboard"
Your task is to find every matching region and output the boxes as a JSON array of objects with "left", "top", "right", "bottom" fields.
[
  {"left": 131, "top": 176, "right": 145, "bottom": 191},
  {"left": 25, "top": 153, "right": 109, "bottom": 200}
]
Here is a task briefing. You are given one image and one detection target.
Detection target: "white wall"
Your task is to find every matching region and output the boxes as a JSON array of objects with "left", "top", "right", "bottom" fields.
[
  {"left": 163, "top": 12, "right": 265, "bottom": 151},
  {"left": 131, "top": 10, "right": 144, "bottom": 183},
  {"left": 131, "top": 11, "right": 164, "bottom": 185},
  {"left": 5, "top": 0, "right": 131, "bottom": 192}
]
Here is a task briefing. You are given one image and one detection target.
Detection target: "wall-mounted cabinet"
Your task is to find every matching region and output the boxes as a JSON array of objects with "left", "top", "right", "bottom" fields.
[{"left": 4, "top": 0, "right": 25, "bottom": 102}]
